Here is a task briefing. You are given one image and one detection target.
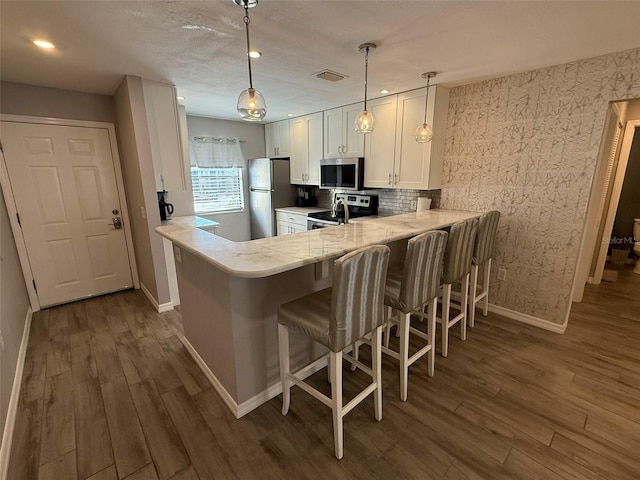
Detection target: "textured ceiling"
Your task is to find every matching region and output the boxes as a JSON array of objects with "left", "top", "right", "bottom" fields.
[{"left": 2, "top": 1, "right": 640, "bottom": 122}]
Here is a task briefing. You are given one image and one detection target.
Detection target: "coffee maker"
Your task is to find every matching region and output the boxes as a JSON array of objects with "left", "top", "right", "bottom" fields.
[
  {"left": 295, "top": 186, "right": 318, "bottom": 207},
  {"left": 157, "top": 191, "right": 174, "bottom": 221}
]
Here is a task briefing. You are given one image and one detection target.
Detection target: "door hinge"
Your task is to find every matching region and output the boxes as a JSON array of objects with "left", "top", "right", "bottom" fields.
[
  {"left": 32, "top": 279, "right": 37, "bottom": 292},
  {"left": 16, "top": 212, "right": 21, "bottom": 227}
]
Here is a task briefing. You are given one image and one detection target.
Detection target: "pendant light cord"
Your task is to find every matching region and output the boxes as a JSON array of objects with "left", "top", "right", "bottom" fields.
[
  {"left": 423, "top": 74, "right": 431, "bottom": 124},
  {"left": 243, "top": 1, "right": 253, "bottom": 89},
  {"left": 363, "top": 46, "right": 370, "bottom": 110}
]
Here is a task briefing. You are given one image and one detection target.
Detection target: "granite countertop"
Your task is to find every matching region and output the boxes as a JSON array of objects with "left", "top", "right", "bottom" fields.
[
  {"left": 160, "top": 215, "right": 219, "bottom": 229},
  {"left": 155, "top": 209, "right": 480, "bottom": 279},
  {"left": 275, "top": 206, "right": 330, "bottom": 215}
]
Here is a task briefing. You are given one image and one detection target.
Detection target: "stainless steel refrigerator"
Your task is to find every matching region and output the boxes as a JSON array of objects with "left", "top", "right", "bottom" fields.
[{"left": 249, "top": 158, "right": 296, "bottom": 239}]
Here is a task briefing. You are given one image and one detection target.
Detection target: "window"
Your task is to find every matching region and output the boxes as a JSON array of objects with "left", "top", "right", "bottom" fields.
[{"left": 191, "top": 167, "right": 244, "bottom": 214}]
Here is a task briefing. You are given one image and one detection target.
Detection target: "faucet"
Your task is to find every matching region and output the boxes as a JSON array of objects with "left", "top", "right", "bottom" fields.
[{"left": 335, "top": 198, "right": 349, "bottom": 225}]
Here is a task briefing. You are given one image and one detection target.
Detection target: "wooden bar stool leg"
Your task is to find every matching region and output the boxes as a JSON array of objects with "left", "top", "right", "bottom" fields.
[
  {"left": 399, "top": 311, "right": 410, "bottom": 401},
  {"left": 330, "top": 351, "right": 344, "bottom": 460},
  {"left": 469, "top": 263, "right": 479, "bottom": 328},
  {"left": 372, "top": 325, "right": 383, "bottom": 421},
  {"left": 461, "top": 273, "right": 469, "bottom": 341},
  {"left": 442, "top": 283, "right": 452, "bottom": 358},
  {"left": 427, "top": 299, "right": 436, "bottom": 377},
  {"left": 483, "top": 258, "right": 492, "bottom": 316},
  {"left": 278, "top": 324, "right": 291, "bottom": 415}
]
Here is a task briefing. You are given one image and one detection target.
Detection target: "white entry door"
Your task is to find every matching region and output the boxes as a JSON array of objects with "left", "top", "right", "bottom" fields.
[{"left": 1, "top": 121, "right": 134, "bottom": 307}]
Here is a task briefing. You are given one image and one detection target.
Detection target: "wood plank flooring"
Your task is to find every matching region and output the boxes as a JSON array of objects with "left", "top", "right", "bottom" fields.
[{"left": 7, "top": 266, "right": 640, "bottom": 479}]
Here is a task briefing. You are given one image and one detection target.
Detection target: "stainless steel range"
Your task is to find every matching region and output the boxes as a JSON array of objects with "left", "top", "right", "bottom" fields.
[{"left": 307, "top": 193, "right": 378, "bottom": 229}]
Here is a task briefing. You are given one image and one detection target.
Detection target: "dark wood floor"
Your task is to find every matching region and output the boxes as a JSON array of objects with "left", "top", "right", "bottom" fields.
[{"left": 7, "top": 266, "right": 640, "bottom": 479}]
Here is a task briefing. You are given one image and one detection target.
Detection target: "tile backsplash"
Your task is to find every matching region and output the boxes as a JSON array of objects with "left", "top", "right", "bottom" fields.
[{"left": 318, "top": 188, "right": 441, "bottom": 215}]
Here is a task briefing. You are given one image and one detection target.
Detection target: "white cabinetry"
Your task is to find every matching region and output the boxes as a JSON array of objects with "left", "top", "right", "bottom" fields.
[
  {"left": 265, "top": 119, "right": 290, "bottom": 157},
  {"left": 364, "top": 85, "right": 449, "bottom": 190},
  {"left": 289, "top": 112, "right": 323, "bottom": 185},
  {"left": 142, "top": 80, "right": 186, "bottom": 192},
  {"left": 323, "top": 103, "right": 365, "bottom": 159},
  {"left": 276, "top": 211, "right": 308, "bottom": 235}
]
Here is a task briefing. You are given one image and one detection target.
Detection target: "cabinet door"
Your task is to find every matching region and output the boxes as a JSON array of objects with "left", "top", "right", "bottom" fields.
[
  {"left": 364, "top": 96, "right": 397, "bottom": 188},
  {"left": 265, "top": 122, "right": 278, "bottom": 157},
  {"left": 343, "top": 103, "right": 365, "bottom": 158},
  {"left": 275, "top": 119, "right": 290, "bottom": 157},
  {"left": 324, "top": 107, "right": 343, "bottom": 159},
  {"left": 394, "top": 86, "right": 448, "bottom": 189},
  {"left": 306, "top": 112, "right": 323, "bottom": 185},
  {"left": 289, "top": 117, "right": 307, "bottom": 184}
]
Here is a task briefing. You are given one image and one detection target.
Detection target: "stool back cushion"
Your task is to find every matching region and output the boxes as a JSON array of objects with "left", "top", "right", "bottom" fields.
[
  {"left": 330, "top": 245, "right": 390, "bottom": 351},
  {"left": 398, "top": 230, "right": 448, "bottom": 312},
  {"left": 473, "top": 210, "right": 500, "bottom": 266},
  {"left": 442, "top": 218, "right": 478, "bottom": 285}
]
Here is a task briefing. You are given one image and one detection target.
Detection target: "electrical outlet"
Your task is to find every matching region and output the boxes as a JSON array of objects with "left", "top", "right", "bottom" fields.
[
  {"left": 497, "top": 268, "right": 506, "bottom": 281},
  {"left": 140, "top": 206, "right": 146, "bottom": 219},
  {"left": 410, "top": 200, "right": 417, "bottom": 210}
]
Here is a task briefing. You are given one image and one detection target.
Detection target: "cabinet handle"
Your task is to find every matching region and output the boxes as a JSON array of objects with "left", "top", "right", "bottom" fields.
[
  {"left": 388, "top": 173, "right": 392, "bottom": 185},
  {"left": 394, "top": 173, "right": 399, "bottom": 184}
]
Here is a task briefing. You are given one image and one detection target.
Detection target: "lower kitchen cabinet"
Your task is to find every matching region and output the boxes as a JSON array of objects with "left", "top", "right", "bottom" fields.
[{"left": 276, "top": 211, "right": 308, "bottom": 235}]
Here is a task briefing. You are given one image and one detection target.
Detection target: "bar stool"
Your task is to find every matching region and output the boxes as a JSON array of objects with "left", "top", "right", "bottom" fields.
[
  {"left": 382, "top": 230, "right": 448, "bottom": 401},
  {"left": 440, "top": 218, "right": 478, "bottom": 357},
  {"left": 278, "top": 245, "right": 390, "bottom": 460},
  {"left": 469, "top": 211, "right": 500, "bottom": 327}
]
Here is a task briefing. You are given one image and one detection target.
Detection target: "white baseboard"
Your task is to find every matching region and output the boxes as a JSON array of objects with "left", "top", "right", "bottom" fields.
[
  {"left": 140, "top": 282, "right": 174, "bottom": 313},
  {"left": 179, "top": 335, "right": 326, "bottom": 419},
  {"left": 488, "top": 303, "right": 566, "bottom": 334},
  {"left": 0, "top": 307, "right": 33, "bottom": 479}
]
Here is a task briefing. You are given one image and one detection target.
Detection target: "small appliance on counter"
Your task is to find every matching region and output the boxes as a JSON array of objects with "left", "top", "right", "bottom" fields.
[
  {"left": 307, "top": 193, "right": 378, "bottom": 229},
  {"left": 158, "top": 191, "right": 174, "bottom": 221},
  {"left": 295, "top": 186, "right": 318, "bottom": 207}
]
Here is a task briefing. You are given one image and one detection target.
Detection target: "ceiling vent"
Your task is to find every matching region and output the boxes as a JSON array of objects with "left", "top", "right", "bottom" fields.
[{"left": 314, "top": 70, "right": 348, "bottom": 82}]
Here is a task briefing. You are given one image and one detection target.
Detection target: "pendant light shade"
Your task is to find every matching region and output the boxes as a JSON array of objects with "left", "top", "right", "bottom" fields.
[
  {"left": 236, "top": 0, "right": 266, "bottom": 121},
  {"left": 355, "top": 43, "right": 376, "bottom": 133},
  {"left": 415, "top": 72, "right": 436, "bottom": 143}
]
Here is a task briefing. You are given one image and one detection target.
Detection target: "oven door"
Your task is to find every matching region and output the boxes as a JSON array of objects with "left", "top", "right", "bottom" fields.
[{"left": 307, "top": 218, "right": 337, "bottom": 230}]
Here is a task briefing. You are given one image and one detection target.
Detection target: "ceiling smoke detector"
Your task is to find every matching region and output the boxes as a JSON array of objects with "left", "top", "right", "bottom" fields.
[{"left": 314, "top": 70, "right": 348, "bottom": 82}]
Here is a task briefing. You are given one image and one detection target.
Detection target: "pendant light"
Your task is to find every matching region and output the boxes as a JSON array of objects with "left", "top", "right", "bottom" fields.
[
  {"left": 235, "top": 0, "right": 266, "bottom": 121},
  {"left": 415, "top": 72, "right": 436, "bottom": 143},
  {"left": 354, "top": 43, "right": 376, "bottom": 133}
]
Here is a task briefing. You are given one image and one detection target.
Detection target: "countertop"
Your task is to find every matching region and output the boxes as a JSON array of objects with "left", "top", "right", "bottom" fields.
[
  {"left": 155, "top": 209, "right": 480, "bottom": 279},
  {"left": 160, "top": 215, "right": 219, "bottom": 229},
  {"left": 275, "top": 206, "right": 330, "bottom": 215}
]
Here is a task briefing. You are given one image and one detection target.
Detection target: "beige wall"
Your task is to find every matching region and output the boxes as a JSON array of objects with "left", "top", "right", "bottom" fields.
[
  {"left": 186, "top": 115, "right": 266, "bottom": 242},
  {"left": 441, "top": 47, "right": 640, "bottom": 326},
  {"left": 0, "top": 185, "right": 30, "bottom": 439},
  {"left": 0, "top": 81, "right": 115, "bottom": 123},
  {"left": 114, "top": 76, "right": 170, "bottom": 306}
]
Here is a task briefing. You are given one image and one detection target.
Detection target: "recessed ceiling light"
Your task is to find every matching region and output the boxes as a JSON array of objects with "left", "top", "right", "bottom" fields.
[
  {"left": 248, "top": 50, "right": 261, "bottom": 58},
  {"left": 33, "top": 39, "right": 55, "bottom": 49},
  {"left": 177, "top": 96, "right": 185, "bottom": 100},
  {"left": 287, "top": 113, "right": 294, "bottom": 117},
  {"left": 380, "top": 89, "right": 390, "bottom": 94}
]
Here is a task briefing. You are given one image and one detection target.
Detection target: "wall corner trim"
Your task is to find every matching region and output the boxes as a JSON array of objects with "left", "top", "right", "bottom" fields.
[
  {"left": 0, "top": 307, "right": 33, "bottom": 478},
  {"left": 140, "top": 282, "right": 173, "bottom": 313},
  {"left": 488, "top": 303, "right": 567, "bottom": 334}
]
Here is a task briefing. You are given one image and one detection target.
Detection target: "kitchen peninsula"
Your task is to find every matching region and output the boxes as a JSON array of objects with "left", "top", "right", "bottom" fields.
[{"left": 156, "top": 209, "right": 480, "bottom": 417}]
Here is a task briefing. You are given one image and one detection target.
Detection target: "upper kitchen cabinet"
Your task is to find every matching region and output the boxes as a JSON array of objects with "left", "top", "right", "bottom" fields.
[
  {"left": 364, "top": 86, "right": 449, "bottom": 190},
  {"left": 363, "top": 95, "right": 398, "bottom": 188},
  {"left": 323, "top": 103, "right": 365, "bottom": 159},
  {"left": 290, "top": 112, "right": 323, "bottom": 185},
  {"left": 142, "top": 80, "right": 187, "bottom": 192},
  {"left": 265, "top": 119, "right": 290, "bottom": 157}
]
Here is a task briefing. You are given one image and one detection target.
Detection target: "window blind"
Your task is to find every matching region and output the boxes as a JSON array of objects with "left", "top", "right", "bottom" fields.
[{"left": 191, "top": 167, "right": 244, "bottom": 213}]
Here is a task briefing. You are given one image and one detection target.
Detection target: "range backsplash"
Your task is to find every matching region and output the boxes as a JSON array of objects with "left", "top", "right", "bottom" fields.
[{"left": 317, "top": 188, "right": 441, "bottom": 215}]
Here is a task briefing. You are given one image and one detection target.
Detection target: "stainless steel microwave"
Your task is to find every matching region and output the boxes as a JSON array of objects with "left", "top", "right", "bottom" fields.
[{"left": 319, "top": 157, "right": 365, "bottom": 191}]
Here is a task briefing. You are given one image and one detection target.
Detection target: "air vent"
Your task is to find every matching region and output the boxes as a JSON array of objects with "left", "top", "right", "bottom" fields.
[{"left": 314, "top": 70, "right": 348, "bottom": 82}]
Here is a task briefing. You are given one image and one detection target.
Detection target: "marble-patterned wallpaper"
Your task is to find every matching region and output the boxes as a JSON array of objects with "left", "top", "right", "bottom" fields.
[{"left": 440, "top": 47, "right": 640, "bottom": 325}]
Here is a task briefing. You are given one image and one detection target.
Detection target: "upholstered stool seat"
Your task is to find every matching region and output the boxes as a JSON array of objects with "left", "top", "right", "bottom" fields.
[
  {"left": 469, "top": 210, "right": 500, "bottom": 327},
  {"left": 278, "top": 244, "right": 390, "bottom": 460},
  {"left": 379, "top": 230, "right": 448, "bottom": 401}
]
